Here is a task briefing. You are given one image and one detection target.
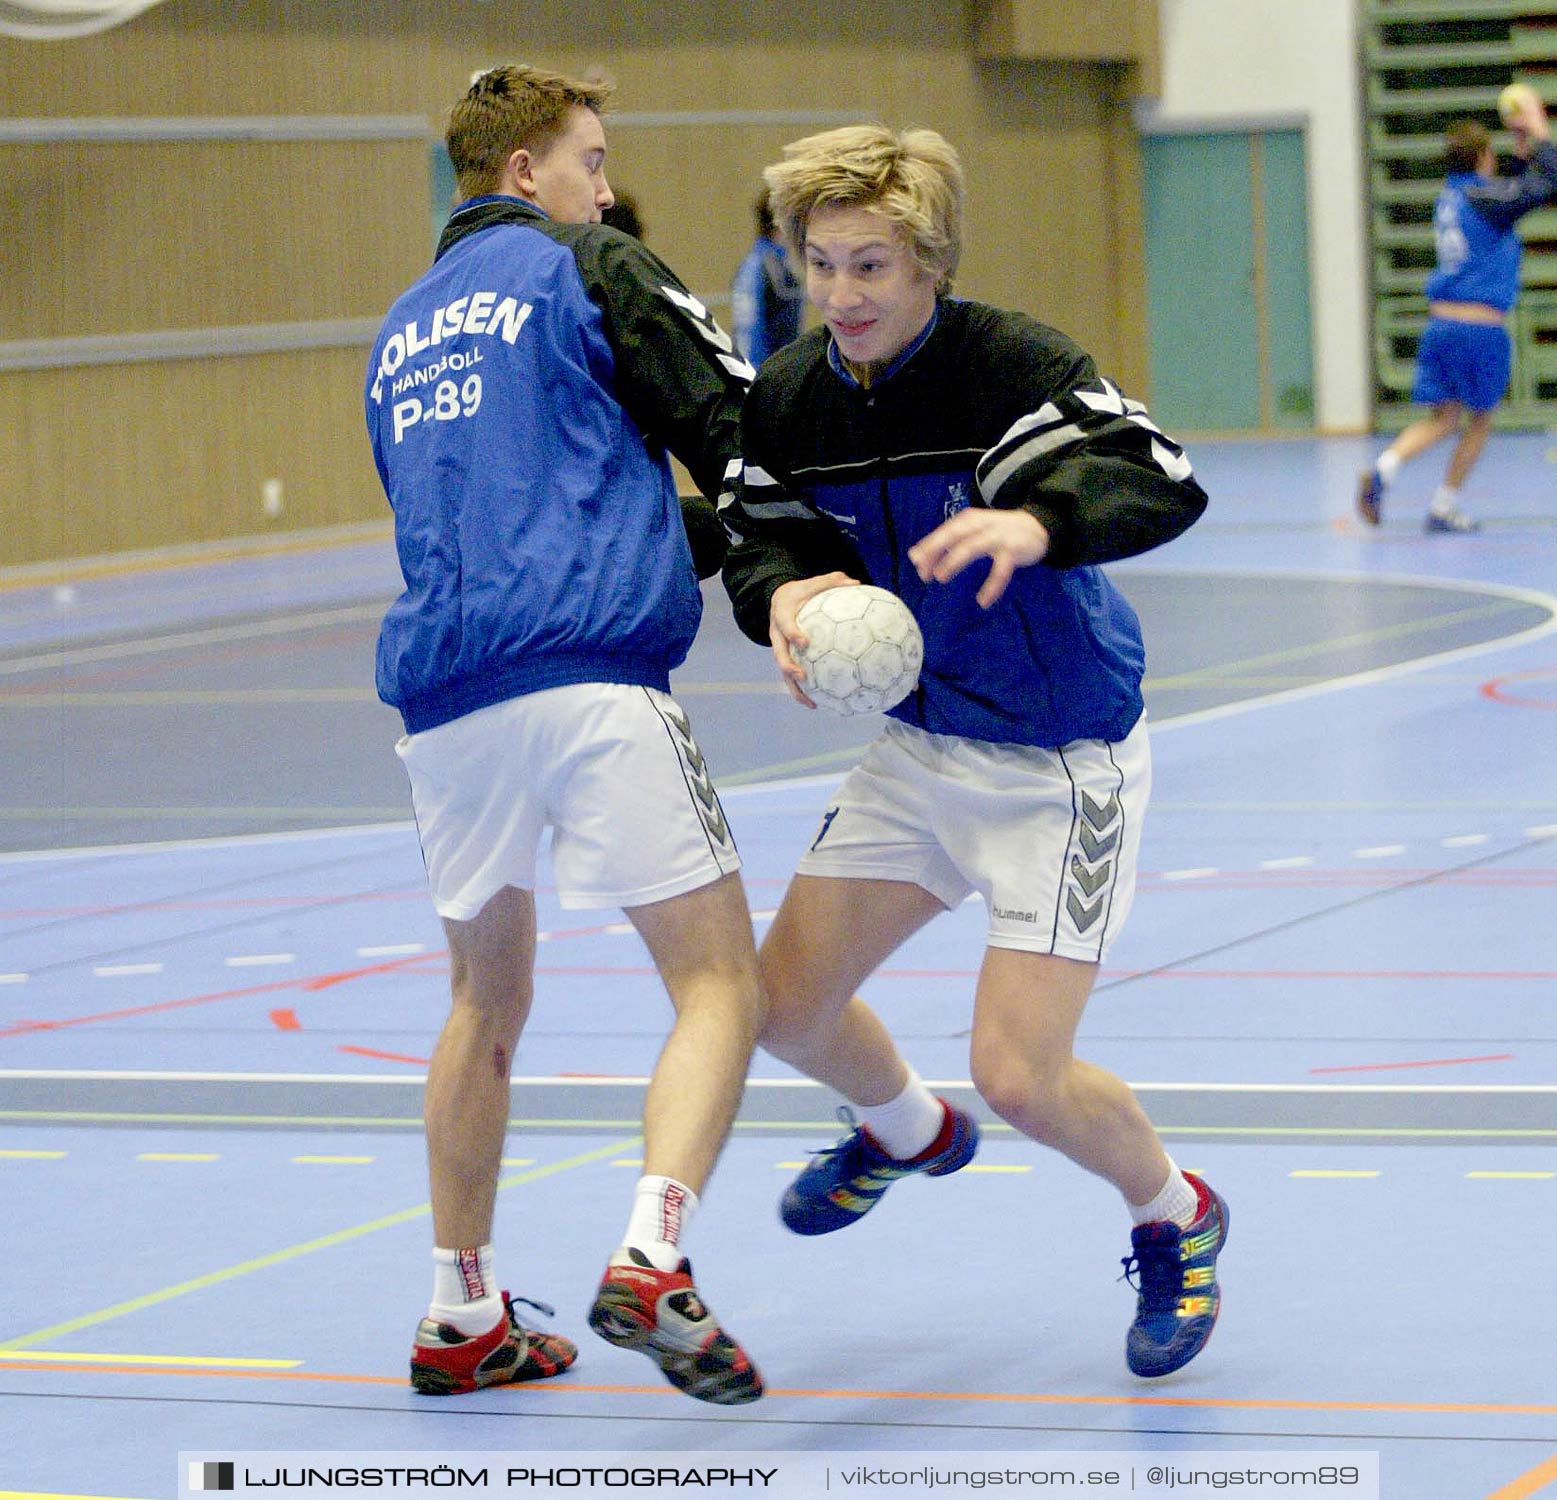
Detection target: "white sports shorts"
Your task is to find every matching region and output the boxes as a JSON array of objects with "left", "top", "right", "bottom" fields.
[
  {"left": 797, "top": 715, "right": 1151, "bottom": 962},
  {"left": 395, "top": 683, "right": 740, "bottom": 920}
]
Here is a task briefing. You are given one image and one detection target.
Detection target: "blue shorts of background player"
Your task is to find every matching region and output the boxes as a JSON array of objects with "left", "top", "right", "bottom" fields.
[{"left": 1411, "top": 317, "right": 1512, "bottom": 412}]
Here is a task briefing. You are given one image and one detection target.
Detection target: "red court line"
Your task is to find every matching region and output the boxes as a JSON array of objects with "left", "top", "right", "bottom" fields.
[
  {"left": 268, "top": 1008, "right": 301, "bottom": 1032},
  {"left": 337, "top": 1045, "right": 430, "bottom": 1066},
  {"left": 302, "top": 954, "right": 445, "bottom": 992},
  {"left": 3, "top": 868, "right": 1553, "bottom": 924},
  {"left": 1482, "top": 670, "right": 1557, "bottom": 710},
  {"left": 0, "top": 891, "right": 429, "bottom": 921},
  {"left": 9, "top": 962, "right": 1554, "bottom": 1041},
  {"left": 881, "top": 967, "right": 1557, "bottom": 981},
  {"left": 1137, "top": 872, "right": 1557, "bottom": 887},
  {"left": 0, "top": 974, "right": 316, "bottom": 1038},
  {"left": 0, "top": 953, "right": 438, "bottom": 1039},
  {"left": 3, "top": 1361, "right": 1555, "bottom": 1416},
  {"left": 1311, "top": 1054, "right": 1514, "bottom": 1075}
]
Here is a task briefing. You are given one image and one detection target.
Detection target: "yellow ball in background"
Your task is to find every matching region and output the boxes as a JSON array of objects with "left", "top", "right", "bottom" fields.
[{"left": 1499, "top": 82, "right": 1541, "bottom": 124}]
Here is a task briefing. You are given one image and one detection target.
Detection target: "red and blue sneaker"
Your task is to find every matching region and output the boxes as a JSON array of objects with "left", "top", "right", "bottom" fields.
[
  {"left": 410, "top": 1291, "right": 577, "bottom": 1394},
  {"left": 1356, "top": 468, "right": 1384, "bottom": 526},
  {"left": 587, "top": 1248, "right": 763, "bottom": 1405},
  {"left": 1121, "top": 1172, "right": 1229, "bottom": 1378},
  {"left": 780, "top": 1100, "right": 979, "bottom": 1235}
]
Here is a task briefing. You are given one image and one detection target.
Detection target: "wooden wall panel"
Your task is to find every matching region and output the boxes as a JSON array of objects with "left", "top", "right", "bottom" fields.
[
  {"left": 1, "top": 350, "right": 385, "bottom": 565},
  {"left": 1, "top": 140, "right": 428, "bottom": 339},
  {"left": 0, "top": 0, "right": 1151, "bottom": 568}
]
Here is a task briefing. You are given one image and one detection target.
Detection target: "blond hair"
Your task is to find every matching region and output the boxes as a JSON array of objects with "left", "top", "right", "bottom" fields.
[
  {"left": 447, "top": 64, "right": 614, "bottom": 201},
  {"left": 763, "top": 124, "right": 963, "bottom": 293}
]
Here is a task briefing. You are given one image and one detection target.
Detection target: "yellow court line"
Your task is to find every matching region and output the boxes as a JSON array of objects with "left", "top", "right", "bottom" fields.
[
  {"left": 0, "top": 1351, "right": 298, "bottom": 1367},
  {"left": 0, "top": 1491, "right": 154, "bottom": 1500},
  {"left": 0, "top": 1149, "right": 66, "bottom": 1159},
  {"left": 0, "top": 1136, "right": 641, "bottom": 1352},
  {"left": 610, "top": 1159, "right": 644, "bottom": 1167},
  {"left": 1468, "top": 1171, "right": 1555, "bottom": 1180},
  {"left": 1486, "top": 1451, "right": 1557, "bottom": 1499}
]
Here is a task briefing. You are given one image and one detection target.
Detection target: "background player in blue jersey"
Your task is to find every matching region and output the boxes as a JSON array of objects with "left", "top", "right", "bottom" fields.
[
  {"left": 730, "top": 188, "right": 805, "bottom": 368},
  {"left": 1358, "top": 92, "right": 1557, "bottom": 533},
  {"left": 721, "top": 124, "right": 1222, "bottom": 1379},
  {"left": 367, "top": 65, "right": 764, "bottom": 1406}
]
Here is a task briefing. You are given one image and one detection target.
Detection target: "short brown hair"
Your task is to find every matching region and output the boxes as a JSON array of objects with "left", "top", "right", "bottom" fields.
[
  {"left": 1445, "top": 119, "right": 1491, "bottom": 174},
  {"left": 447, "top": 64, "right": 614, "bottom": 201},
  {"left": 763, "top": 124, "right": 964, "bottom": 294}
]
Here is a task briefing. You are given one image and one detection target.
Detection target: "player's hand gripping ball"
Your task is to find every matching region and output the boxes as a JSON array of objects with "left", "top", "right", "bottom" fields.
[
  {"left": 1499, "top": 82, "right": 1541, "bottom": 125},
  {"left": 794, "top": 584, "right": 924, "bottom": 716}
]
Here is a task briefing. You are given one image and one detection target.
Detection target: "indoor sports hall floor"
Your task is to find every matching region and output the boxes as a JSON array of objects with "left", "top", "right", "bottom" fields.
[{"left": 2, "top": 433, "right": 1555, "bottom": 1500}]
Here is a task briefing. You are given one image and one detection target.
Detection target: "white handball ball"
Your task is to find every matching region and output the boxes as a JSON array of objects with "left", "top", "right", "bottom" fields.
[{"left": 794, "top": 584, "right": 924, "bottom": 716}]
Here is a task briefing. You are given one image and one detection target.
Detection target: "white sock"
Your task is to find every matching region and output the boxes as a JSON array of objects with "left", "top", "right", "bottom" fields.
[
  {"left": 429, "top": 1245, "right": 503, "bottom": 1335},
  {"left": 1376, "top": 449, "right": 1402, "bottom": 484},
  {"left": 623, "top": 1175, "right": 699, "bottom": 1272},
  {"left": 1430, "top": 483, "right": 1460, "bottom": 515},
  {"left": 858, "top": 1066, "right": 945, "bottom": 1160},
  {"left": 1128, "top": 1160, "right": 1201, "bottom": 1229}
]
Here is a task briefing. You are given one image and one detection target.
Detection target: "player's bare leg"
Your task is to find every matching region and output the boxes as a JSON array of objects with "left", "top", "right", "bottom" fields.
[
  {"left": 762, "top": 874, "right": 981, "bottom": 1234},
  {"left": 1446, "top": 405, "right": 1495, "bottom": 488},
  {"left": 759, "top": 874, "right": 943, "bottom": 1103},
  {"left": 426, "top": 885, "right": 537, "bottom": 1247},
  {"left": 967, "top": 946, "right": 1228, "bottom": 1378},
  {"left": 587, "top": 871, "right": 767, "bottom": 1404},
  {"left": 627, "top": 870, "right": 764, "bottom": 1191},
  {"left": 412, "top": 886, "right": 577, "bottom": 1395},
  {"left": 1358, "top": 401, "right": 1461, "bottom": 524},
  {"left": 1390, "top": 400, "right": 1463, "bottom": 466}
]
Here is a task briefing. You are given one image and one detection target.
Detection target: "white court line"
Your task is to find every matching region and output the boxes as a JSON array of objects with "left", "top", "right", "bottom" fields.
[
  {"left": 1140, "top": 568, "right": 1557, "bottom": 736},
  {"left": 0, "top": 605, "right": 385, "bottom": 678},
  {"left": 0, "top": 569, "right": 1552, "bottom": 860}
]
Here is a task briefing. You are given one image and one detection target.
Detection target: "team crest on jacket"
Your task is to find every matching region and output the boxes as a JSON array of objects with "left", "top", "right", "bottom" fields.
[{"left": 944, "top": 481, "right": 970, "bottom": 519}]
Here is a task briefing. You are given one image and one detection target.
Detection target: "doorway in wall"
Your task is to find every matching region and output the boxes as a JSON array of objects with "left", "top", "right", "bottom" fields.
[{"left": 1142, "top": 126, "right": 1314, "bottom": 431}]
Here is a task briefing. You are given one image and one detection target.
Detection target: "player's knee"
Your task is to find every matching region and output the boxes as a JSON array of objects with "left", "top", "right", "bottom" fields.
[
  {"left": 971, "top": 1052, "right": 1065, "bottom": 1140},
  {"left": 755, "top": 989, "right": 823, "bottom": 1059},
  {"left": 671, "top": 962, "right": 764, "bottom": 1035}
]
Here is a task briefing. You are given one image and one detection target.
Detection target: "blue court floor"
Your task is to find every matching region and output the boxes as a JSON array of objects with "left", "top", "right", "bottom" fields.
[{"left": 1, "top": 433, "right": 1555, "bottom": 1500}]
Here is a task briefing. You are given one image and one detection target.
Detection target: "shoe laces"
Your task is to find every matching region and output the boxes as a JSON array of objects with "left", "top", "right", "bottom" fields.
[
  {"left": 504, "top": 1294, "right": 557, "bottom": 1331},
  {"left": 1119, "top": 1230, "right": 1183, "bottom": 1315},
  {"left": 806, "top": 1105, "right": 866, "bottom": 1161}
]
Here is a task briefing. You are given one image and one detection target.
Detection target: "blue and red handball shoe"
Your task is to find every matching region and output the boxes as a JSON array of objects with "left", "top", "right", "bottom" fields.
[
  {"left": 1356, "top": 468, "right": 1384, "bottom": 527},
  {"left": 1121, "top": 1172, "right": 1230, "bottom": 1377},
  {"left": 780, "top": 1100, "right": 980, "bottom": 1235},
  {"left": 410, "top": 1291, "right": 577, "bottom": 1394}
]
